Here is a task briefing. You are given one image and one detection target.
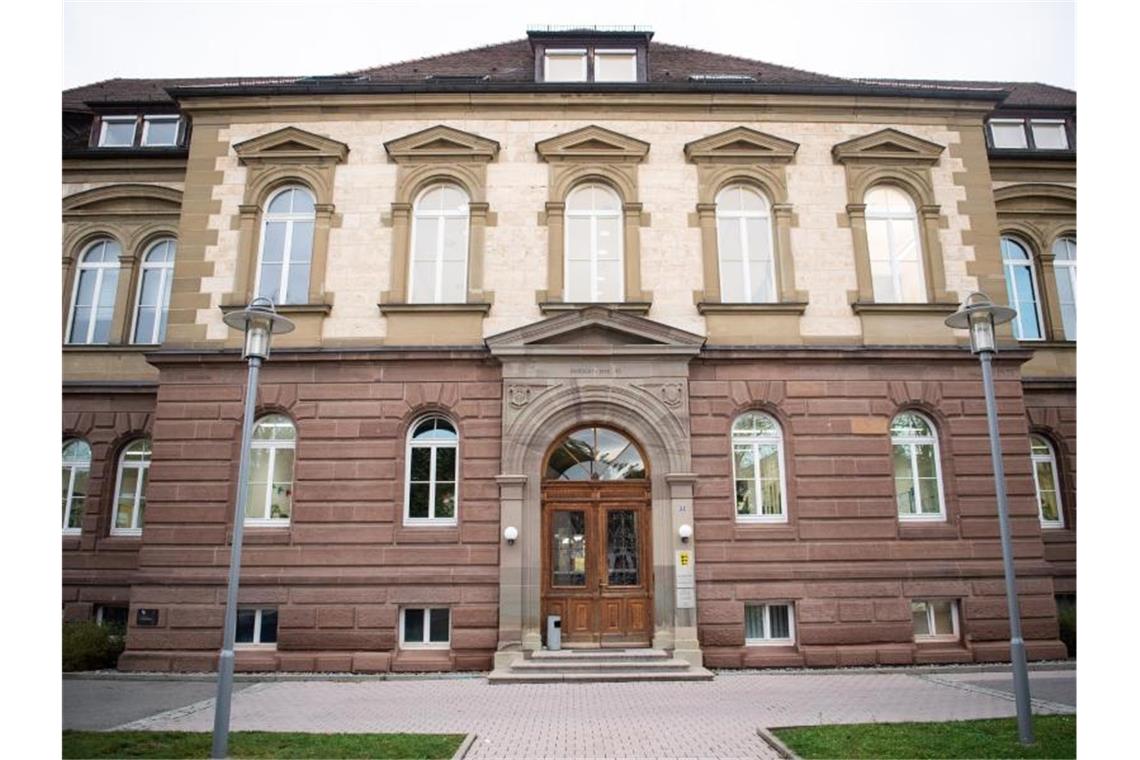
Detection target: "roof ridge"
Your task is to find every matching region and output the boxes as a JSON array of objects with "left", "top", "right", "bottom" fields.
[{"left": 346, "top": 37, "right": 529, "bottom": 76}]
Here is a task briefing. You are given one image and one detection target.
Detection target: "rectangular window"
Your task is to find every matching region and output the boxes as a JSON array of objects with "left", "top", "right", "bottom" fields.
[
  {"left": 95, "top": 605, "right": 129, "bottom": 630},
  {"left": 744, "top": 603, "right": 795, "bottom": 645},
  {"left": 989, "top": 119, "right": 1028, "bottom": 149},
  {"left": 235, "top": 607, "right": 278, "bottom": 647},
  {"left": 544, "top": 50, "right": 587, "bottom": 82},
  {"left": 99, "top": 116, "right": 138, "bottom": 147},
  {"left": 1030, "top": 120, "right": 1069, "bottom": 150},
  {"left": 911, "top": 599, "right": 959, "bottom": 641},
  {"left": 594, "top": 50, "right": 637, "bottom": 82},
  {"left": 141, "top": 115, "right": 180, "bottom": 146},
  {"left": 400, "top": 607, "right": 450, "bottom": 648}
]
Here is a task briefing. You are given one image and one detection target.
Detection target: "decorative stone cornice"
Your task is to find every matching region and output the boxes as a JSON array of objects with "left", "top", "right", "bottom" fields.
[{"left": 486, "top": 305, "right": 705, "bottom": 357}]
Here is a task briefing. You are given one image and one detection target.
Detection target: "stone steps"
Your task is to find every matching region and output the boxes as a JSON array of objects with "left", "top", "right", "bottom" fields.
[{"left": 488, "top": 648, "right": 714, "bottom": 684}]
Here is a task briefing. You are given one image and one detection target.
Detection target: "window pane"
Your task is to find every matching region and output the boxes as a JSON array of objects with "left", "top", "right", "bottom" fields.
[
  {"left": 408, "top": 483, "right": 430, "bottom": 518},
  {"left": 606, "top": 510, "right": 639, "bottom": 586},
  {"left": 594, "top": 52, "right": 636, "bottom": 82},
  {"left": 1009, "top": 265, "right": 1042, "bottom": 339},
  {"left": 434, "top": 447, "right": 456, "bottom": 482},
  {"left": 891, "top": 413, "right": 932, "bottom": 437},
  {"left": 1030, "top": 122, "right": 1068, "bottom": 150},
  {"left": 66, "top": 468, "right": 88, "bottom": 529},
  {"left": 769, "top": 605, "right": 791, "bottom": 639},
  {"left": 911, "top": 601, "right": 930, "bottom": 636},
  {"left": 1036, "top": 461, "right": 1060, "bottom": 522},
  {"left": 915, "top": 444, "right": 938, "bottom": 479},
  {"left": 744, "top": 605, "right": 766, "bottom": 640},
  {"left": 246, "top": 448, "right": 271, "bottom": 519},
  {"left": 745, "top": 217, "right": 775, "bottom": 303},
  {"left": 918, "top": 478, "right": 941, "bottom": 514},
  {"left": 116, "top": 469, "right": 138, "bottom": 528},
  {"left": 261, "top": 221, "right": 287, "bottom": 263},
  {"left": 931, "top": 601, "right": 955, "bottom": 635},
  {"left": 404, "top": 608, "right": 425, "bottom": 643},
  {"left": 736, "top": 479, "right": 757, "bottom": 516},
  {"left": 894, "top": 445, "right": 916, "bottom": 515},
  {"left": 429, "top": 608, "right": 450, "bottom": 643},
  {"left": 990, "top": 122, "right": 1028, "bottom": 149},
  {"left": 284, "top": 261, "right": 310, "bottom": 305},
  {"left": 867, "top": 219, "right": 895, "bottom": 301},
  {"left": 733, "top": 445, "right": 755, "bottom": 480},
  {"left": 270, "top": 449, "right": 294, "bottom": 519},
  {"left": 236, "top": 609, "right": 256, "bottom": 643},
  {"left": 101, "top": 119, "right": 136, "bottom": 146},
  {"left": 552, "top": 511, "right": 587, "bottom": 586},
  {"left": 143, "top": 118, "right": 179, "bottom": 145},
  {"left": 410, "top": 260, "right": 437, "bottom": 303},
  {"left": 259, "top": 609, "right": 278, "bottom": 643},
  {"left": 409, "top": 447, "right": 432, "bottom": 482},
  {"left": 545, "top": 53, "right": 586, "bottom": 82},
  {"left": 92, "top": 269, "right": 119, "bottom": 343},
  {"left": 434, "top": 483, "right": 455, "bottom": 519}
]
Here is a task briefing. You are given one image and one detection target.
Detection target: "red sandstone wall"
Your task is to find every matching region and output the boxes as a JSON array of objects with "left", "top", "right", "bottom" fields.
[
  {"left": 688, "top": 356, "right": 1068, "bottom": 668},
  {"left": 1023, "top": 387, "right": 1076, "bottom": 595}
]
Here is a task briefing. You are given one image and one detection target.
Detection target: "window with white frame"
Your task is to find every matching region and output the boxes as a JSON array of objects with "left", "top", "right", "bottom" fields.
[
  {"left": 731, "top": 412, "right": 787, "bottom": 522},
  {"left": 745, "top": 603, "right": 795, "bottom": 645},
  {"left": 246, "top": 415, "right": 295, "bottom": 525},
  {"left": 98, "top": 116, "right": 138, "bottom": 147},
  {"left": 132, "top": 238, "right": 176, "bottom": 344},
  {"left": 716, "top": 184, "right": 776, "bottom": 303},
  {"left": 564, "top": 183, "right": 623, "bottom": 302},
  {"left": 62, "top": 439, "right": 91, "bottom": 535},
  {"left": 1030, "top": 120, "right": 1069, "bottom": 150},
  {"left": 864, "top": 186, "right": 926, "bottom": 303},
  {"left": 1001, "top": 236, "right": 1043, "bottom": 341},
  {"left": 891, "top": 412, "right": 946, "bottom": 521},
  {"left": 989, "top": 119, "right": 1028, "bottom": 149},
  {"left": 400, "top": 607, "right": 450, "bottom": 648},
  {"left": 255, "top": 185, "right": 315, "bottom": 305},
  {"left": 236, "top": 607, "right": 278, "bottom": 647},
  {"left": 544, "top": 49, "right": 587, "bottom": 82},
  {"left": 141, "top": 115, "right": 180, "bottom": 146},
  {"left": 911, "top": 599, "right": 960, "bottom": 641},
  {"left": 111, "top": 439, "right": 150, "bottom": 536},
  {"left": 409, "top": 183, "right": 470, "bottom": 303},
  {"left": 1052, "top": 237, "right": 1076, "bottom": 340},
  {"left": 405, "top": 416, "right": 458, "bottom": 524},
  {"left": 594, "top": 49, "right": 637, "bottom": 82},
  {"left": 1031, "top": 435, "right": 1064, "bottom": 528},
  {"left": 67, "top": 238, "right": 121, "bottom": 344}
]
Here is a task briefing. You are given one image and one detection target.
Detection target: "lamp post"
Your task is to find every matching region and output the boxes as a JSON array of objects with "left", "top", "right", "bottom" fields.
[
  {"left": 212, "top": 298, "right": 294, "bottom": 759},
  {"left": 945, "top": 292, "right": 1034, "bottom": 745}
]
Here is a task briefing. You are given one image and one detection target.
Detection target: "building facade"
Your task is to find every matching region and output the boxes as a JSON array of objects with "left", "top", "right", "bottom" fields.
[{"left": 62, "top": 29, "right": 1075, "bottom": 673}]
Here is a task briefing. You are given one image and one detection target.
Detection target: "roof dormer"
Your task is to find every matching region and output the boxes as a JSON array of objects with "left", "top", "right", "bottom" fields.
[{"left": 527, "top": 26, "right": 653, "bottom": 84}]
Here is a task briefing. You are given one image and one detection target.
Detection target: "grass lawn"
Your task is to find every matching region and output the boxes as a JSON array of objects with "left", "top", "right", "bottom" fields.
[
  {"left": 61, "top": 730, "right": 466, "bottom": 759},
  {"left": 773, "top": 714, "right": 1075, "bottom": 759}
]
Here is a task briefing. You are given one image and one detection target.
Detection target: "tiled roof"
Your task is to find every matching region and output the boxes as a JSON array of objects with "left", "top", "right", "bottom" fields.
[
  {"left": 62, "top": 76, "right": 299, "bottom": 112},
  {"left": 857, "top": 78, "right": 1075, "bottom": 109}
]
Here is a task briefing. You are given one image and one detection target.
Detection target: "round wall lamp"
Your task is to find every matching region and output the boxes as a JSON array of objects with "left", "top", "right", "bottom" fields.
[
  {"left": 503, "top": 526, "right": 519, "bottom": 545},
  {"left": 678, "top": 524, "right": 693, "bottom": 543}
]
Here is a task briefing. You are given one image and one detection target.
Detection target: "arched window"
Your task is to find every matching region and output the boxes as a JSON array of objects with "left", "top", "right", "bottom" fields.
[
  {"left": 891, "top": 412, "right": 946, "bottom": 521},
  {"left": 865, "top": 186, "right": 925, "bottom": 303},
  {"left": 62, "top": 439, "right": 91, "bottom": 534},
  {"left": 255, "top": 186, "right": 315, "bottom": 305},
  {"left": 564, "top": 183, "right": 623, "bottom": 302},
  {"left": 731, "top": 412, "right": 787, "bottom": 522},
  {"left": 409, "top": 183, "right": 470, "bottom": 304},
  {"left": 1031, "top": 435, "right": 1064, "bottom": 528},
  {"left": 1052, "top": 237, "right": 1076, "bottom": 340},
  {"left": 132, "top": 238, "right": 176, "bottom": 344},
  {"left": 716, "top": 184, "right": 776, "bottom": 303},
  {"left": 67, "top": 238, "right": 121, "bottom": 344},
  {"left": 406, "top": 416, "right": 458, "bottom": 524},
  {"left": 1001, "top": 236, "right": 1043, "bottom": 340},
  {"left": 247, "top": 414, "right": 295, "bottom": 525},
  {"left": 546, "top": 426, "right": 646, "bottom": 481},
  {"left": 111, "top": 439, "right": 151, "bottom": 535}
]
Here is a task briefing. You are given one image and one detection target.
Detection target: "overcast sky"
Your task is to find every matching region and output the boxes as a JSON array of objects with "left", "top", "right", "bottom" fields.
[{"left": 64, "top": 0, "right": 1074, "bottom": 91}]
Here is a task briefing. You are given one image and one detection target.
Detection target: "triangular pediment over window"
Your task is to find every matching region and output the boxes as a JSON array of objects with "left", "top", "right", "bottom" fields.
[
  {"left": 63, "top": 184, "right": 183, "bottom": 218},
  {"left": 536, "top": 125, "right": 650, "bottom": 163},
  {"left": 384, "top": 125, "right": 500, "bottom": 163},
  {"left": 233, "top": 126, "right": 349, "bottom": 165},
  {"left": 831, "top": 128, "right": 944, "bottom": 166},
  {"left": 486, "top": 306, "right": 704, "bottom": 357},
  {"left": 684, "top": 127, "right": 799, "bottom": 164}
]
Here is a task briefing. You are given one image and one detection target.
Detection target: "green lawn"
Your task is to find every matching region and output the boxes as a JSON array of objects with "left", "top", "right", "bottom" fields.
[
  {"left": 62, "top": 731, "right": 466, "bottom": 759},
  {"left": 773, "top": 715, "right": 1075, "bottom": 759}
]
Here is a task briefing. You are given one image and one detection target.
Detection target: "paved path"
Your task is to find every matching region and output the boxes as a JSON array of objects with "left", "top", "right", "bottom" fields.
[
  {"left": 63, "top": 679, "right": 254, "bottom": 730},
  {"left": 70, "top": 668, "right": 1074, "bottom": 759}
]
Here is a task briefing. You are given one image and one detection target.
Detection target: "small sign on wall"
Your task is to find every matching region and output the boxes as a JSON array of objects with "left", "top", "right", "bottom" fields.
[
  {"left": 675, "top": 550, "right": 695, "bottom": 609},
  {"left": 136, "top": 608, "right": 159, "bottom": 627}
]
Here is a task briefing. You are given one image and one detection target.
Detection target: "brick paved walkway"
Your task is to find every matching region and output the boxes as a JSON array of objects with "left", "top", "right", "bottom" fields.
[{"left": 113, "top": 669, "right": 1075, "bottom": 759}]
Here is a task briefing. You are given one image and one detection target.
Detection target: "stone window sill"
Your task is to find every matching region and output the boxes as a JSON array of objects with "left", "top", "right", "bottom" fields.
[
  {"left": 62, "top": 344, "right": 156, "bottom": 353},
  {"left": 241, "top": 528, "right": 292, "bottom": 545},
  {"left": 538, "top": 301, "right": 651, "bottom": 315},
  {"left": 378, "top": 302, "right": 491, "bottom": 315},
  {"left": 851, "top": 301, "right": 959, "bottom": 315},
  {"left": 898, "top": 521, "right": 958, "bottom": 540},
  {"left": 1021, "top": 340, "right": 1076, "bottom": 349},
  {"left": 697, "top": 301, "right": 808, "bottom": 315}
]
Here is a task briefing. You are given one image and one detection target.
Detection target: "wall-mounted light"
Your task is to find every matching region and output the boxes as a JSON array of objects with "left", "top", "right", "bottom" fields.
[
  {"left": 678, "top": 524, "right": 693, "bottom": 543},
  {"left": 503, "top": 526, "right": 519, "bottom": 545}
]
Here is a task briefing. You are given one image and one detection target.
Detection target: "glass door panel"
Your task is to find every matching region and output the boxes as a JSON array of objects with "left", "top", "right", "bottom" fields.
[
  {"left": 605, "top": 509, "right": 639, "bottom": 586},
  {"left": 551, "top": 510, "right": 588, "bottom": 587}
]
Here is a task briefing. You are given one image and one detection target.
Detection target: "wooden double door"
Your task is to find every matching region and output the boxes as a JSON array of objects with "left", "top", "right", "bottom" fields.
[{"left": 541, "top": 480, "right": 653, "bottom": 648}]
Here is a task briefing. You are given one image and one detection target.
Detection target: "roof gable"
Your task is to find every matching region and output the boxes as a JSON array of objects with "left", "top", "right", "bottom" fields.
[
  {"left": 684, "top": 126, "right": 799, "bottom": 164},
  {"left": 486, "top": 306, "right": 704, "bottom": 356},
  {"left": 233, "top": 126, "right": 349, "bottom": 165},
  {"left": 384, "top": 125, "right": 500, "bottom": 163},
  {"left": 536, "top": 125, "right": 649, "bottom": 163},
  {"left": 832, "top": 128, "right": 945, "bottom": 166}
]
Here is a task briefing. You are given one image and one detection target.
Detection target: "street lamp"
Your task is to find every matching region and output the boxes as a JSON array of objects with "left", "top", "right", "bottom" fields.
[
  {"left": 945, "top": 292, "right": 1034, "bottom": 745},
  {"left": 212, "top": 298, "right": 294, "bottom": 759}
]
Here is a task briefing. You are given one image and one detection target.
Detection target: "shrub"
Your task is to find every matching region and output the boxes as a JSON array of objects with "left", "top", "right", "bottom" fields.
[
  {"left": 1056, "top": 602, "right": 1076, "bottom": 658},
  {"left": 62, "top": 621, "right": 125, "bottom": 672}
]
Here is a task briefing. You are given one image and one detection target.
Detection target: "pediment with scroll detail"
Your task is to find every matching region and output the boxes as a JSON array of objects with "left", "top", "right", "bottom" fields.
[
  {"left": 233, "top": 126, "right": 349, "bottom": 165},
  {"left": 684, "top": 127, "right": 799, "bottom": 164},
  {"left": 536, "top": 125, "right": 650, "bottom": 164},
  {"left": 384, "top": 125, "right": 500, "bottom": 163},
  {"left": 486, "top": 306, "right": 704, "bottom": 356},
  {"left": 832, "top": 128, "right": 945, "bottom": 166}
]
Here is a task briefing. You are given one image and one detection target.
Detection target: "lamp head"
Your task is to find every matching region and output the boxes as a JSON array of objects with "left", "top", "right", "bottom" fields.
[
  {"left": 222, "top": 298, "right": 295, "bottom": 360},
  {"left": 503, "top": 526, "right": 519, "bottom": 545},
  {"left": 678, "top": 523, "right": 693, "bottom": 543},
  {"left": 945, "top": 292, "right": 1017, "bottom": 354}
]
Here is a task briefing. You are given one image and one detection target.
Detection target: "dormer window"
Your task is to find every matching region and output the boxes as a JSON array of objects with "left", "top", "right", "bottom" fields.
[
  {"left": 988, "top": 118, "right": 1071, "bottom": 151},
  {"left": 530, "top": 27, "right": 651, "bottom": 84},
  {"left": 96, "top": 114, "right": 182, "bottom": 148},
  {"left": 593, "top": 49, "right": 637, "bottom": 82},
  {"left": 141, "top": 115, "right": 180, "bottom": 146},
  {"left": 544, "top": 49, "right": 588, "bottom": 82},
  {"left": 541, "top": 47, "right": 641, "bottom": 83},
  {"left": 98, "top": 116, "right": 137, "bottom": 147}
]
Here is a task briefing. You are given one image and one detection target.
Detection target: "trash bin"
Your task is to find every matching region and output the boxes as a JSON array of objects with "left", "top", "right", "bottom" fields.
[{"left": 546, "top": 614, "right": 562, "bottom": 650}]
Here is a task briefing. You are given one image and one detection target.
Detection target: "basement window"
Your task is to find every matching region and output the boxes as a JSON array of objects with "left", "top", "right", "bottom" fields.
[
  {"left": 911, "top": 599, "right": 960, "bottom": 642},
  {"left": 401, "top": 608, "right": 450, "bottom": 648},
  {"left": 236, "top": 608, "right": 278, "bottom": 648},
  {"left": 744, "top": 603, "right": 794, "bottom": 645}
]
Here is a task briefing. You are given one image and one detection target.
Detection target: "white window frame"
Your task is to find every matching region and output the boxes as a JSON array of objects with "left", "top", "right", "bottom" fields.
[
  {"left": 62, "top": 439, "right": 91, "bottom": 536},
  {"left": 140, "top": 115, "right": 181, "bottom": 147},
  {"left": 912, "top": 599, "right": 961, "bottom": 642},
  {"left": 865, "top": 187, "right": 926, "bottom": 303},
  {"left": 891, "top": 412, "right": 947, "bottom": 522},
  {"left": 989, "top": 118, "right": 1028, "bottom": 149},
  {"left": 593, "top": 48, "right": 638, "bottom": 83},
  {"left": 399, "top": 607, "right": 451, "bottom": 649},
  {"left": 98, "top": 115, "right": 138, "bottom": 147},
  {"left": 66, "top": 239, "right": 121, "bottom": 345},
  {"left": 1031, "top": 435, "right": 1065, "bottom": 529},
  {"left": 744, "top": 602, "right": 796, "bottom": 646},
  {"left": 1029, "top": 119, "right": 1069, "bottom": 150},
  {"left": 235, "top": 607, "right": 278, "bottom": 649},
  {"left": 564, "top": 183, "right": 625, "bottom": 303},
  {"left": 110, "top": 439, "right": 150, "bottom": 537},
  {"left": 246, "top": 415, "right": 296, "bottom": 527},
  {"left": 403, "top": 416, "right": 459, "bottom": 526},
  {"left": 731, "top": 412, "right": 788, "bottom": 524},
  {"left": 131, "top": 238, "right": 176, "bottom": 345},
  {"left": 407, "top": 184, "right": 471, "bottom": 304},
  {"left": 544, "top": 49, "right": 588, "bottom": 82},
  {"left": 715, "top": 184, "right": 777, "bottom": 304},
  {"left": 1001, "top": 236, "right": 1045, "bottom": 342},
  {"left": 1052, "top": 237, "right": 1077, "bottom": 341},
  {"left": 253, "top": 185, "right": 315, "bottom": 306}
]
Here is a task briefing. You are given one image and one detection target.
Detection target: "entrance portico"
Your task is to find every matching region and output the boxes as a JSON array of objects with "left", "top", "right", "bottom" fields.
[{"left": 488, "top": 307, "right": 705, "bottom": 669}]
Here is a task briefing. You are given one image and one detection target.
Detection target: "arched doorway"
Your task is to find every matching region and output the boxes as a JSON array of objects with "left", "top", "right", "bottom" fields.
[{"left": 541, "top": 425, "right": 653, "bottom": 647}]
